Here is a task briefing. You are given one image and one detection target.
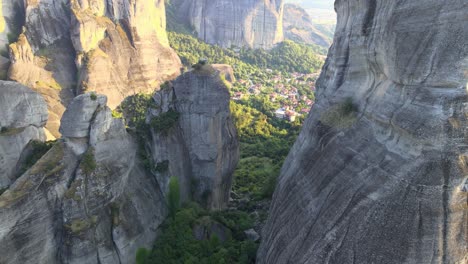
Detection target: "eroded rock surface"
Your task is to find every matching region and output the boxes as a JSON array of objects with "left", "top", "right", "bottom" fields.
[
  {"left": 0, "top": 93, "right": 166, "bottom": 264},
  {"left": 0, "top": 81, "right": 47, "bottom": 189},
  {"left": 148, "top": 64, "right": 239, "bottom": 210},
  {"left": 2, "top": 0, "right": 181, "bottom": 137},
  {"left": 170, "top": 0, "right": 284, "bottom": 49},
  {"left": 258, "top": 1, "right": 468, "bottom": 263}
]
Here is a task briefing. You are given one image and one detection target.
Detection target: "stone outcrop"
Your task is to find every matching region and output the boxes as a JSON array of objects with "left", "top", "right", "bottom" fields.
[
  {"left": 2, "top": 0, "right": 181, "bottom": 137},
  {"left": 258, "top": 1, "right": 468, "bottom": 263},
  {"left": 70, "top": 0, "right": 181, "bottom": 109},
  {"left": 0, "top": 81, "right": 239, "bottom": 262},
  {"left": 169, "top": 0, "right": 284, "bottom": 49},
  {"left": 0, "top": 81, "right": 47, "bottom": 189},
  {"left": 7, "top": 0, "right": 79, "bottom": 138},
  {"left": 148, "top": 64, "right": 239, "bottom": 210},
  {"left": 0, "top": 93, "right": 166, "bottom": 264},
  {"left": 283, "top": 4, "right": 332, "bottom": 47}
]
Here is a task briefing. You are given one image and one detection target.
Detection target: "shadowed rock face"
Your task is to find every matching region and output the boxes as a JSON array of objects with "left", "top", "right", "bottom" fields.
[
  {"left": 0, "top": 93, "right": 166, "bottom": 264},
  {"left": 258, "top": 1, "right": 468, "bottom": 263},
  {"left": 148, "top": 65, "right": 239, "bottom": 210},
  {"left": 3, "top": 0, "right": 181, "bottom": 138},
  {"left": 171, "top": 0, "right": 284, "bottom": 49}
]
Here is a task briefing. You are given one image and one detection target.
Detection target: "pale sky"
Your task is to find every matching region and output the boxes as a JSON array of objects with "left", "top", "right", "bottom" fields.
[{"left": 284, "top": 0, "right": 335, "bottom": 10}]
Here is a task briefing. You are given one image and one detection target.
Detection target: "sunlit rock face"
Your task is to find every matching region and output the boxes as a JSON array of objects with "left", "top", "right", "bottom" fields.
[
  {"left": 70, "top": 0, "right": 181, "bottom": 109},
  {"left": 1, "top": 0, "right": 181, "bottom": 137},
  {"left": 171, "top": 0, "right": 284, "bottom": 49},
  {"left": 258, "top": 1, "right": 468, "bottom": 263}
]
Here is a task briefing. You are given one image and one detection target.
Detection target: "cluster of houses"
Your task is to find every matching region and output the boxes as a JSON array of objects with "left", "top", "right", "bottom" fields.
[
  {"left": 274, "top": 107, "right": 299, "bottom": 122},
  {"left": 231, "top": 71, "right": 318, "bottom": 122}
]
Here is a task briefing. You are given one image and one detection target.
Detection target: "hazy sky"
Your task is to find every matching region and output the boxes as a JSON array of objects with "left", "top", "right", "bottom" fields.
[{"left": 284, "top": 0, "right": 334, "bottom": 10}]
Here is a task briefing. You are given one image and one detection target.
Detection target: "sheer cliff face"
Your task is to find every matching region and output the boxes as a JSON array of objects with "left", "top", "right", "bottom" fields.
[
  {"left": 3, "top": 0, "right": 181, "bottom": 138},
  {"left": 174, "top": 0, "right": 284, "bottom": 49},
  {"left": 148, "top": 65, "right": 239, "bottom": 210},
  {"left": 258, "top": 1, "right": 468, "bottom": 263}
]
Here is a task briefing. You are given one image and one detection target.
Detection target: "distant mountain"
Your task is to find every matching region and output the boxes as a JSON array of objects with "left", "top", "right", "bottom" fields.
[{"left": 283, "top": 4, "right": 333, "bottom": 47}]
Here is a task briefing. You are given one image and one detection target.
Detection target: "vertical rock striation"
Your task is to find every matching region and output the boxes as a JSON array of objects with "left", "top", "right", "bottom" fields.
[
  {"left": 148, "top": 64, "right": 239, "bottom": 210},
  {"left": 170, "top": 0, "right": 284, "bottom": 49},
  {"left": 258, "top": 1, "right": 468, "bottom": 263},
  {"left": 70, "top": 0, "right": 181, "bottom": 109}
]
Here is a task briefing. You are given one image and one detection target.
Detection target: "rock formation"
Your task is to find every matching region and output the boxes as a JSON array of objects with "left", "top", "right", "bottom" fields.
[
  {"left": 1, "top": 0, "right": 181, "bottom": 137},
  {"left": 0, "top": 81, "right": 48, "bottom": 190},
  {"left": 169, "top": 0, "right": 284, "bottom": 49},
  {"left": 0, "top": 93, "right": 166, "bottom": 264},
  {"left": 0, "top": 70, "right": 239, "bottom": 262},
  {"left": 258, "top": 1, "right": 468, "bottom": 263},
  {"left": 283, "top": 4, "right": 332, "bottom": 47},
  {"left": 148, "top": 64, "right": 239, "bottom": 210}
]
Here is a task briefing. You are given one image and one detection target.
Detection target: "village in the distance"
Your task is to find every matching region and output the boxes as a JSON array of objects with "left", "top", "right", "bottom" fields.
[{"left": 231, "top": 70, "right": 319, "bottom": 122}]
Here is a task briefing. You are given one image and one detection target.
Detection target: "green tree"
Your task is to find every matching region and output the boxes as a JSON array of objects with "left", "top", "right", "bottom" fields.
[
  {"left": 168, "top": 176, "right": 180, "bottom": 219},
  {"left": 136, "top": 248, "right": 149, "bottom": 264}
]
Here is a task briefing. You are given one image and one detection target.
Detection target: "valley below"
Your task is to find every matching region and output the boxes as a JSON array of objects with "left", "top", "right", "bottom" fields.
[{"left": 0, "top": 0, "right": 467, "bottom": 264}]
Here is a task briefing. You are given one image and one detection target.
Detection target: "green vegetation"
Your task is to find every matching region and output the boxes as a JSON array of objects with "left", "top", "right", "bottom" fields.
[
  {"left": 151, "top": 109, "right": 180, "bottom": 135},
  {"left": 112, "top": 109, "right": 123, "bottom": 119},
  {"left": 230, "top": 101, "right": 300, "bottom": 200},
  {"left": 118, "top": 94, "right": 155, "bottom": 130},
  {"left": 136, "top": 248, "right": 151, "bottom": 264},
  {"left": 320, "top": 97, "right": 359, "bottom": 129},
  {"left": 80, "top": 148, "right": 97, "bottom": 175},
  {"left": 138, "top": 203, "right": 257, "bottom": 264},
  {"left": 17, "top": 140, "right": 55, "bottom": 176},
  {"left": 155, "top": 160, "right": 169, "bottom": 173},
  {"left": 134, "top": 30, "right": 322, "bottom": 262},
  {"left": 233, "top": 157, "right": 279, "bottom": 199},
  {"left": 117, "top": 94, "right": 157, "bottom": 171},
  {"left": 168, "top": 32, "right": 324, "bottom": 79},
  {"left": 239, "top": 40, "right": 325, "bottom": 73},
  {"left": 168, "top": 176, "right": 180, "bottom": 219},
  {"left": 90, "top": 92, "right": 97, "bottom": 101}
]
